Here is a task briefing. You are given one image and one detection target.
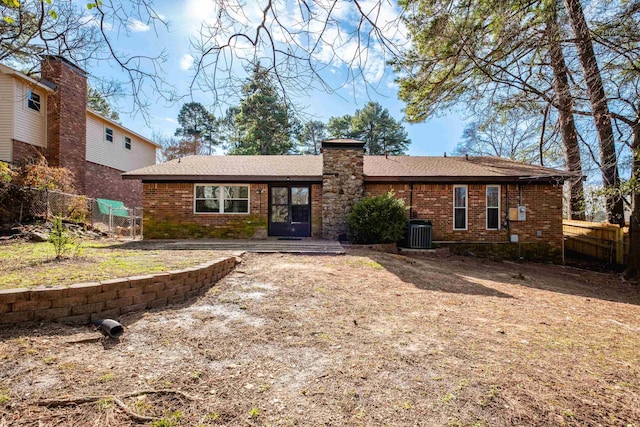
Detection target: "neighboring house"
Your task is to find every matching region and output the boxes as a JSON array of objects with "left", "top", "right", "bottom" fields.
[
  {"left": 124, "top": 139, "right": 571, "bottom": 258},
  {"left": 0, "top": 56, "right": 159, "bottom": 207}
]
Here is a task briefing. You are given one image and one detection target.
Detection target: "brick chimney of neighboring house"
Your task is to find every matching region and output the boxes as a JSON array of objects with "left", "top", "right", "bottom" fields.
[
  {"left": 321, "top": 138, "right": 365, "bottom": 240},
  {"left": 41, "top": 55, "right": 88, "bottom": 194}
]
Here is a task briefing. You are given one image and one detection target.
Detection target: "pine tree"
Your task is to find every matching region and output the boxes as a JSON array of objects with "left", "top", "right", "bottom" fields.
[
  {"left": 230, "top": 65, "right": 295, "bottom": 155},
  {"left": 297, "top": 120, "right": 327, "bottom": 155},
  {"left": 327, "top": 102, "right": 410, "bottom": 155},
  {"left": 174, "top": 102, "right": 219, "bottom": 156}
]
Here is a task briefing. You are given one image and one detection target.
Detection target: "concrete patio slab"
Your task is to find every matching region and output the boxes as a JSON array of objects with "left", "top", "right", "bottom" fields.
[{"left": 139, "top": 239, "right": 345, "bottom": 255}]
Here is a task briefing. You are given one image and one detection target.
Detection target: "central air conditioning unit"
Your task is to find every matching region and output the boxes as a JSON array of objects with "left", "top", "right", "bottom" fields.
[{"left": 407, "top": 219, "right": 432, "bottom": 249}]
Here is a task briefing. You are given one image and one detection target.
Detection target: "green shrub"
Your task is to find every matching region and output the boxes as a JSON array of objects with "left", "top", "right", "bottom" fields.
[
  {"left": 49, "top": 217, "right": 77, "bottom": 259},
  {"left": 347, "top": 191, "right": 407, "bottom": 244}
]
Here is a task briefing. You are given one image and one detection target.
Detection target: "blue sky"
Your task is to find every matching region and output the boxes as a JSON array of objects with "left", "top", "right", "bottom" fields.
[{"left": 88, "top": 0, "right": 465, "bottom": 156}]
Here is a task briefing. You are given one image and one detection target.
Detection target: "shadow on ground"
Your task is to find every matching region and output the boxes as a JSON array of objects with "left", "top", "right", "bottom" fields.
[
  {"left": 363, "top": 250, "right": 640, "bottom": 306},
  {"left": 361, "top": 251, "right": 514, "bottom": 298}
]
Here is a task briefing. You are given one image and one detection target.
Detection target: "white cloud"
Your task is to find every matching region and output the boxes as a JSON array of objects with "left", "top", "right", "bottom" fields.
[
  {"left": 79, "top": 14, "right": 113, "bottom": 31},
  {"left": 180, "top": 54, "right": 194, "bottom": 71},
  {"left": 129, "top": 19, "right": 150, "bottom": 32},
  {"left": 161, "top": 117, "right": 178, "bottom": 124}
]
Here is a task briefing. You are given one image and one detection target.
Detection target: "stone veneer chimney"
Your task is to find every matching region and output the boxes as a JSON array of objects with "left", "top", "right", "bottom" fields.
[
  {"left": 41, "top": 56, "right": 88, "bottom": 194},
  {"left": 321, "top": 138, "right": 366, "bottom": 240}
]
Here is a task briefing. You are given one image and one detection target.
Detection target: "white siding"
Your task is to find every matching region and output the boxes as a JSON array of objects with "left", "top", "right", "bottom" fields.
[
  {"left": 85, "top": 115, "right": 156, "bottom": 171},
  {"left": 13, "top": 81, "right": 47, "bottom": 149},
  {"left": 0, "top": 73, "right": 14, "bottom": 161}
]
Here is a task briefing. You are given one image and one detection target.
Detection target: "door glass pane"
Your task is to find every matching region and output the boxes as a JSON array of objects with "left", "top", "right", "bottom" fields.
[
  {"left": 271, "top": 205, "right": 288, "bottom": 223},
  {"left": 271, "top": 187, "right": 288, "bottom": 205},
  {"left": 291, "top": 205, "right": 309, "bottom": 223},
  {"left": 291, "top": 187, "right": 309, "bottom": 205}
]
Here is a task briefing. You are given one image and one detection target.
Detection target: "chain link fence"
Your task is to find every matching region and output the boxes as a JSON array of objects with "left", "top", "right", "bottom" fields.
[{"left": 21, "top": 188, "right": 142, "bottom": 238}]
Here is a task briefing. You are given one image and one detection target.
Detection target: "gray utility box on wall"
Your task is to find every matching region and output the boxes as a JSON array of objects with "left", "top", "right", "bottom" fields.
[{"left": 407, "top": 219, "right": 433, "bottom": 249}]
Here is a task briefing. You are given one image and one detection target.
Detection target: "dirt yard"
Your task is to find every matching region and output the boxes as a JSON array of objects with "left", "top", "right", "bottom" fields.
[{"left": 1, "top": 250, "right": 638, "bottom": 426}]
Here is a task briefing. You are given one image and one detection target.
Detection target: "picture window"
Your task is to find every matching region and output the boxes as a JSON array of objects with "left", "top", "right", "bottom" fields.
[{"left": 194, "top": 184, "right": 250, "bottom": 214}]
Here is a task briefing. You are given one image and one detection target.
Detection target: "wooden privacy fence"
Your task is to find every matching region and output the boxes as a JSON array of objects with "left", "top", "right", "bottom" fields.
[{"left": 563, "top": 220, "right": 628, "bottom": 265}]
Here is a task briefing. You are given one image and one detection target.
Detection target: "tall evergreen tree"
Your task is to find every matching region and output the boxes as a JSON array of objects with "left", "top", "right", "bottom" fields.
[
  {"left": 546, "top": 1, "right": 585, "bottom": 220},
  {"left": 297, "top": 120, "right": 327, "bottom": 155},
  {"left": 87, "top": 87, "right": 119, "bottom": 121},
  {"left": 351, "top": 102, "right": 410, "bottom": 155},
  {"left": 395, "top": 0, "right": 589, "bottom": 218},
  {"left": 230, "top": 65, "right": 295, "bottom": 155},
  {"left": 562, "top": 0, "right": 623, "bottom": 225},
  {"left": 327, "top": 115, "right": 355, "bottom": 139},
  {"left": 327, "top": 102, "right": 411, "bottom": 155},
  {"left": 174, "top": 102, "right": 219, "bottom": 156}
]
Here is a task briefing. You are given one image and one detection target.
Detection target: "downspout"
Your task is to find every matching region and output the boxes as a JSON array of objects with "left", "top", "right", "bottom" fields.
[
  {"left": 518, "top": 184, "right": 523, "bottom": 205},
  {"left": 504, "top": 185, "right": 510, "bottom": 240},
  {"left": 409, "top": 182, "right": 414, "bottom": 219}
]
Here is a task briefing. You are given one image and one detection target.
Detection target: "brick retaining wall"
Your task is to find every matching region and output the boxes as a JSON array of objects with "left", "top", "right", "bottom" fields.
[{"left": 0, "top": 256, "right": 238, "bottom": 327}]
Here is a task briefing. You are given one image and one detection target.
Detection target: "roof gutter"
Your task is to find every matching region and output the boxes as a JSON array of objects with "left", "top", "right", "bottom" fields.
[
  {"left": 123, "top": 174, "right": 569, "bottom": 184},
  {"left": 122, "top": 174, "right": 323, "bottom": 182},
  {"left": 364, "top": 175, "right": 568, "bottom": 184}
]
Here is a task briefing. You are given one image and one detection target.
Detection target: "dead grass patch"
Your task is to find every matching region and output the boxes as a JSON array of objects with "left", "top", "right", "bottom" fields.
[{"left": 0, "top": 240, "right": 234, "bottom": 289}]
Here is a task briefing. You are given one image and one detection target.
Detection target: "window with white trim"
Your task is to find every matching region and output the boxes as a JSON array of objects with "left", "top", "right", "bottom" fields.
[
  {"left": 453, "top": 185, "right": 467, "bottom": 230},
  {"left": 27, "top": 90, "right": 41, "bottom": 112},
  {"left": 194, "top": 184, "right": 250, "bottom": 214},
  {"left": 124, "top": 136, "right": 131, "bottom": 150},
  {"left": 486, "top": 185, "right": 500, "bottom": 230},
  {"left": 105, "top": 127, "right": 114, "bottom": 143}
]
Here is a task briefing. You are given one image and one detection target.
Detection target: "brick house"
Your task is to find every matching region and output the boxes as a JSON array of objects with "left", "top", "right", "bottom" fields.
[
  {"left": 0, "top": 56, "right": 159, "bottom": 207},
  {"left": 124, "top": 139, "right": 570, "bottom": 257}
]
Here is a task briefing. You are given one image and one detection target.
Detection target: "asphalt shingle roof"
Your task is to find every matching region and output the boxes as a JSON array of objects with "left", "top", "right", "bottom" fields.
[{"left": 122, "top": 155, "right": 572, "bottom": 183}]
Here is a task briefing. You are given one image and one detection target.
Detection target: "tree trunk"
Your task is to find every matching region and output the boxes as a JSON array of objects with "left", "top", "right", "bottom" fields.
[
  {"left": 546, "top": 5, "right": 585, "bottom": 220},
  {"left": 563, "top": 0, "right": 624, "bottom": 225},
  {"left": 625, "top": 121, "right": 640, "bottom": 278}
]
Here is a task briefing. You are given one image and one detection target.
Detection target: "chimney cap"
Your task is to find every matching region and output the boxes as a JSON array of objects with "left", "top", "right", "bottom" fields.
[
  {"left": 321, "top": 138, "right": 365, "bottom": 150},
  {"left": 41, "top": 55, "right": 88, "bottom": 76}
]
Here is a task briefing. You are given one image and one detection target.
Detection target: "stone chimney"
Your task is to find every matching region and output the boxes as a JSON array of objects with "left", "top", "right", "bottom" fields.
[
  {"left": 41, "top": 55, "right": 88, "bottom": 194},
  {"left": 321, "top": 138, "right": 365, "bottom": 240}
]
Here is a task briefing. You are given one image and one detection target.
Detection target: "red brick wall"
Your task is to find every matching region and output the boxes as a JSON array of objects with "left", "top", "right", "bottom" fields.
[
  {"left": 365, "top": 182, "right": 563, "bottom": 250},
  {"left": 141, "top": 180, "right": 563, "bottom": 250},
  {"left": 41, "top": 57, "right": 88, "bottom": 194},
  {"left": 11, "top": 139, "right": 44, "bottom": 164},
  {"left": 143, "top": 182, "right": 268, "bottom": 239},
  {"left": 85, "top": 161, "right": 142, "bottom": 207}
]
